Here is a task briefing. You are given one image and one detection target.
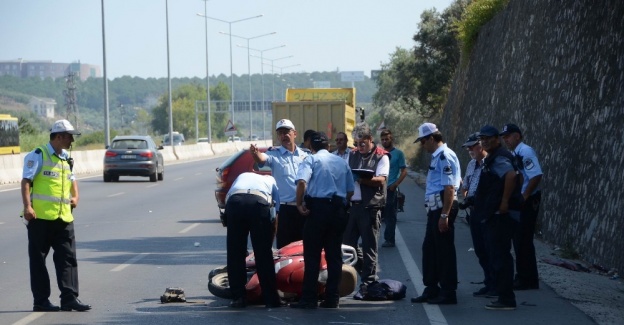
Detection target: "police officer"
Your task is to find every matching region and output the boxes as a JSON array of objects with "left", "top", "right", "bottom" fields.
[
  {"left": 250, "top": 119, "right": 309, "bottom": 248},
  {"left": 410, "top": 122, "right": 461, "bottom": 305},
  {"left": 21, "top": 119, "right": 91, "bottom": 312},
  {"left": 475, "top": 125, "right": 522, "bottom": 310},
  {"left": 343, "top": 124, "right": 389, "bottom": 296},
  {"left": 459, "top": 132, "right": 495, "bottom": 297},
  {"left": 500, "top": 123, "right": 543, "bottom": 290},
  {"left": 380, "top": 129, "right": 408, "bottom": 248},
  {"left": 290, "top": 132, "right": 354, "bottom": 309},
  {"left": 225, "top": 172, "right": 282, "bottom": 308}
]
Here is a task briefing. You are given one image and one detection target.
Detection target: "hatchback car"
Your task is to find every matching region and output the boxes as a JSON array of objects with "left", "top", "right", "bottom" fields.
[
  {"left": 214, "top": 147, "right": 271, "bottom": 216},
  {"left": 103, "top": 135, "right": 164, "bottom": 182}
]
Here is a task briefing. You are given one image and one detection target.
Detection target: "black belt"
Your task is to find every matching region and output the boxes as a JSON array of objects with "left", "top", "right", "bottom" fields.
[{"left": 351, "top": 201, "right": 362, "bottom": 205}]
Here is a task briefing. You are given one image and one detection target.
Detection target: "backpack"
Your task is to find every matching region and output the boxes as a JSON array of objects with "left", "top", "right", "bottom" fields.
[{"left": 354, "top": 279, "right": 407, "bottom": 301}]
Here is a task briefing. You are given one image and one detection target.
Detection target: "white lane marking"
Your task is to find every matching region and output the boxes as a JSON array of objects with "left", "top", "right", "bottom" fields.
[
  {"left": 179, "top": 223, "right": 200, "bottom": 234},
  {"left": 0, "top": 222, "right": 4, "bottom": 225},
  {"left": 0, "top": 187, "right": 20, "bottom": 193},
  {"left": 11, "top": 312, "right": 45, "bottom": 325},
  {"left": 110, "top": 253, "right": 149, "bottom": 272},
  {"left": 194, "top": 172, "right": 203, "bottom": 176},
  {"left": 146, "top": 184, "right": 159, "bottom": 188},
  {"left": 396, "top": 227, "right": 449, "bottom": 325},
  {"left": 174, "top": 177, "right": 184, "bottom": 181},
  {"left": 107, "top": 192, "right": 125, "bottom": 197}
]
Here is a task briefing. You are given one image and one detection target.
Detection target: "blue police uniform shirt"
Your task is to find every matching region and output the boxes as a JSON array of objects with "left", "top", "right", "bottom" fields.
[
  {"left": 425, "top": 143, "right": 461, "bottom": 197},
  {"left": 296, "top": 149, "right": 354, "bottom": 200},
  {"left": 260, "top": 146, "right": 308, "bottom": 202},
  {"left": 226, "top": 172, "right": 280, "bottom": 212},
  {"left": 488, "top": 153, "right": 521, "bottom": 220},
  {"left": 22, "top": 143, "right": 75, "bottom": 181},
  {"left": 514, "top": 142, "right": 543, "bottom": 194},
  {"left": 387, "top": 147, "right": 407, "bottom": 187}
]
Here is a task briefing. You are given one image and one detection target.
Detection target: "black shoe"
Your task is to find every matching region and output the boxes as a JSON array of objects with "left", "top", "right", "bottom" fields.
[
  {"left": 290, "top": 300, "right": 317, "bottom": 309},
  {"left": 472, "top": 287, "right": 490, "bottom": 297},
  {"left": 319, "top": 300, "right": 339, "bottom": 308},
  {"left": 485, "top": 300, "right": 516, "bottom": 310},
  {"left": 381, "top": 241, "right": 395, "bottom": 248},
  {"left": 485, "top": 291, "right": 499, "bottom": 298},
  {"left": 229, "top": 298, "right": 246, "bottom": 308},
  {"left": 265, "top": 300, "right": 287, "bottom": 308},
  {"left": 427, "top": 295, "right": 457, "bottom": 305},
  {"left": 411, "top": 294, "right": 433, "bottom": 303},
  {"left": 33, "top": 300, "right": 60, "bottom": 312},
  {"left": 61, "top": 299, "right": 91, "bottom": 312}
]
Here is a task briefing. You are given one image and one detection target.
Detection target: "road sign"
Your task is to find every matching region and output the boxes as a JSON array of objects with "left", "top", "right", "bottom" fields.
[
  {"left": 224, "top": 120, "right": 237, "bottom": 136},
  {"left": 340, "top": 71, "right": 365, "bottom": 82}
]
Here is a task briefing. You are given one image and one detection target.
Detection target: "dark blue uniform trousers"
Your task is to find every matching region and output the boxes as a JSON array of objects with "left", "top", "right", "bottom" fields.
[{"left": 421, "top": 207, "right": 458, "bottom": 298}]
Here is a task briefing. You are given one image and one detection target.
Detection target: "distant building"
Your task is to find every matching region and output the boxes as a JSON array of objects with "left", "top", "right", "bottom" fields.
[
  {"left": 0, "top": 59, "right": 101, "bottom": 81},
  {"left": 29, "top": 97, "right": 56, "bottom": 118}
]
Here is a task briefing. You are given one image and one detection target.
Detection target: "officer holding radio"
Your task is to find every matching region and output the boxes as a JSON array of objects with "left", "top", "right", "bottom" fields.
[{"left": 410, "top": 123, "right": 461, "bottom": 305}]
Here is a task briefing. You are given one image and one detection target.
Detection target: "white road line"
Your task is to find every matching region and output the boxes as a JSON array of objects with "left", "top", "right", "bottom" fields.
[
  {"left": 110, "top": 253, "right": 149, "bottom": 272},
  {"left": 11, "top": 312, "right": 45, "bottom": 325},
  {"left": 146, "top": 184, "right": 159, "bottom": 188},
  {"left": 107, "top": 192, "right": 125, "bottom": 197},
  {"left": 179, "top": 223, "right": 200, "bottom": 234},
  {"left": 194, "top": 172, "right": 203, "bottom": 176},
  {"left": 174, "top": 177, "right": 184, "bottom": 181},
  {"left": 396, "top": 227, "right": 448, "bottom": 325},
  {"left": 0, "top": 187, "right": 20, "bottom": 193}
]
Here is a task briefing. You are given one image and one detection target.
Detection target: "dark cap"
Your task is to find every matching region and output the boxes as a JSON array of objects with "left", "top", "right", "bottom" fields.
[
  {"left": 478, "top": 125, "right": 499, "bottom": 138},
  {"left": 461, "top": 132, "right": 480, "bottom": 147},
  {"left": 499, "top": 123, "right": 522, "bottom": 136},
  {"left": 310, "top": 131, "right": 329, "bottom": 152}
]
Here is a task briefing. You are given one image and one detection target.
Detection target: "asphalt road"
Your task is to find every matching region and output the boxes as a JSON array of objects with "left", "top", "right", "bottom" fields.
[{"left": 0, "top": 156, "right": 595, "bottom": 325}]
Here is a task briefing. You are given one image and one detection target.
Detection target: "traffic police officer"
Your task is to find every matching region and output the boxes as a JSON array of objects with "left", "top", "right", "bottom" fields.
[
  {"left": 411, "top": 122, "right": 461, "bottom": 305},
  {"left": 21, "top": 119, "right": 91, "bottom": 312},
  {"left": 250, "top": 119, "right": 309, "bottom": 248},
  {"left": 224, "top": 172, "right": 282, "bottom": 308},
  {"left": 291, "top": 132, "right": 354, "bottom": 309},
  {"left": 500, "top": 123, "right": 543, "bottom": 290},
  {"left": 476, "top": 125, "right": 522, "bottom": 310}
]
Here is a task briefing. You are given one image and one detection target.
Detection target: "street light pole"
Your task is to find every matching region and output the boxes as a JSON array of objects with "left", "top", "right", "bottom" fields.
[
  {"left": 274, "top": 64, "right": 301, "bottom": 100},
  {"left": 259, "top": 55, "right": 294, "bottom": 101},
  {"left": 165, "top": 0, "right": 174, "bottom": 155},
  {"left": 246, "top": 45, "right": 285, "bottom": 140},
  {"left": 101, "top": 0, "right": 110, "bottom": 147},
  {"left": 197, "top": 13, "right": 263, "bottom": 125},
  {"left": 197, "top": 1, "right": 212, "bottom": 142},
  {"left": 221, "top": 32, "right": 275, "bottom": 139}
]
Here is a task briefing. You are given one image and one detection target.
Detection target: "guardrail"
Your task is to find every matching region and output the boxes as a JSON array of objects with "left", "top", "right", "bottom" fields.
[{"left": 0, "top": 140, "right": 271, "bottom": 185}]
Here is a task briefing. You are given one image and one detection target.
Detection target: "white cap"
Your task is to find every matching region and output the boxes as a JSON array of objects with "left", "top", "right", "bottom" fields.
[
  {"left": 275, "top": 119, "right": 295, "bottom": 131},
  {"left": 50, "top": 119, "right": 81, "bottom": 135},
  {"left": 413, "top": 122, "right": 438, "bottom": 143}
]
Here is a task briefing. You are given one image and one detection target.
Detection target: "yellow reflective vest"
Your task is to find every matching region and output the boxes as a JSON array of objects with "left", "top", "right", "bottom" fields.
[{"left": 31, "top": 145, "right": 74, "bottom": 222}]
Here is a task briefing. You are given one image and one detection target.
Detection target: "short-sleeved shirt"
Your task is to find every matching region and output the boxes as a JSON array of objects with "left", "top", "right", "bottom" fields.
[
  {"left": 425, "top": 143, "right": 461, "bottom": 197},
  {"left": 514, "top": 142, "right": 543, "bottom": 194},
  {"left": 226, "top": 172, "right": 280, "bottom": 212},
  {"left": 351, "top": 154, "right": 389, "bottom": 201},
  {"left": 296, "top": 149, "right": 354, "bottom": 200},
  {"left": 387, "top": 147, "right": 407, "bottom": 186},
  {"left": 22, "top": 143, "right": 75, "bottom": 181},
  {"left": 462, "top": 158, "right": 483, "bottom": 198},
  {"left": 332, "top": 149, "right": 350, "bottom": 161},
  {"left": 259, "top": 146, "right": 308, "bottom": 202}
]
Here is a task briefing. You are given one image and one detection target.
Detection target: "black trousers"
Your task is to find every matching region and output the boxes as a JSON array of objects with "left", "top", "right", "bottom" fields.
[
  {"left": 487, "top": 213, "right": 517, "bottom": 305},
  {"left": 300, "top": 198, "right": 347, "bottom": 303},
  {"left": 469, "top": 209, "right": 495, "bottom": 291},
  {"left": 513, "top": 192, "right": 541, "bottom": 286},
  {"left": 226, "top": 194, "right": 279, "bottom": 305},
  {"left": 276, "top": 204, "right": 306, "bottom": 249},
  {"left": 28, "top": 218, "right": 79, "bottom": 305},
  {"left": 421, "top": 207, "right": 458, "bottom": 297}
]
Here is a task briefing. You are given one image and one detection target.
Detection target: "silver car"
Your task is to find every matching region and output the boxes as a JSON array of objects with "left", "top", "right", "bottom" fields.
[{"left": 103, "top": 135, "right": 164, "bottom": 182}]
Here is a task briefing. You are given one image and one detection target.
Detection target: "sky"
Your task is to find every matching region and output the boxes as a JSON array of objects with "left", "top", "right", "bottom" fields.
[{"left": 0, "top": 0, "right": 454, "bottom": 79}]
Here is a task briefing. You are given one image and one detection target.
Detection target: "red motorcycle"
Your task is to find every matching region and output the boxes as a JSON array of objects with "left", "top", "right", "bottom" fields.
[{"left": 208, "top": 240, "right": 358, "bottom": 304}]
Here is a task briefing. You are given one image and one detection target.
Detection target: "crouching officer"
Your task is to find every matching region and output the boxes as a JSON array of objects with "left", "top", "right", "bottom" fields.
[
  {"left": 225, "top": 172, "right": 282, "bottom": 308},
  {"left": 291, "top": 132, "right": 354, "bottom": 309}
]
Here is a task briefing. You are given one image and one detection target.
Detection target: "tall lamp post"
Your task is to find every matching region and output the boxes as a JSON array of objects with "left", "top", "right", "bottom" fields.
[
  {"left": 100, "top": 0, "right": 110, "bottom": 148},
  {"left": 274, "top": 64, "right": 301, "bottom": 100},
  {"left": 196, "top": 1, "right": 212, "bottom": 142},
  {"left": 165, "top": 0, "right": 174, "bottom": 155},
  {"left": 196, "top": 13, "right": 263, "bottom": 125},
  {"left": 245, "top": 45, "right": 285, "bottom": 140},
  {"left": 259, "top": 55, "right": 294, "bottom": 101}
]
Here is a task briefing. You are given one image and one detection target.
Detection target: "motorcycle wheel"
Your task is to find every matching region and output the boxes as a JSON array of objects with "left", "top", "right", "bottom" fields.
[{"left": 208, "top": 267, "right": 233, "bottom": 299}]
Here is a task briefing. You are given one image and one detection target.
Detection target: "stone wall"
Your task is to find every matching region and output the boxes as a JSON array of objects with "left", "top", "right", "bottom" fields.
[{"left": 441, "top": 0, "right": 624, "bottom": 272}]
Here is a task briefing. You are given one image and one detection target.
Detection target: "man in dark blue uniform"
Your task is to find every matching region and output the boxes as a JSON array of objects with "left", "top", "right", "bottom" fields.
[
  {"left": 291, "top": 132, "right": 354, "bottom": 309},
  {"left": 410, "top": 123, "right": 461, "bottom": 305},
  {"left": 476, "top": 125, "right": 522, "bottom": 310}
]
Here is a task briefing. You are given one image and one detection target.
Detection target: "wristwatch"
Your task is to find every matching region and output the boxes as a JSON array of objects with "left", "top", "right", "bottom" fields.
[{"left": 440, "top": 213, "right": 448, "bottom": 219}]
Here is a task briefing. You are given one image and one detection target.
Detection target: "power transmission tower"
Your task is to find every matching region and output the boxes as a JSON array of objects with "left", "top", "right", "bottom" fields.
[{"left": 63, "top": 72, "right": 78, "bottom": 128}]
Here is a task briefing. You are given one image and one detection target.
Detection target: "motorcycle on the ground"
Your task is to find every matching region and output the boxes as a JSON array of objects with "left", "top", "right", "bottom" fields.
[{"left": 208, "top": 240, "right": 358, "bottom": 304}]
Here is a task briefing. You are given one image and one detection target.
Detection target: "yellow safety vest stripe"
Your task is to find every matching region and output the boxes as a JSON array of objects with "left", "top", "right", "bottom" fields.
[{"left": 31, "top": 145, "right": 74, "bottom": 222}]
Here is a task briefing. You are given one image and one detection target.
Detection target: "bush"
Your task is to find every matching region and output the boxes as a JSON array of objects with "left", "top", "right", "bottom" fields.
[{"left": 455, "top": 0, "right": 509, "bottom": 60}]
